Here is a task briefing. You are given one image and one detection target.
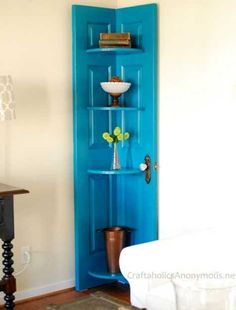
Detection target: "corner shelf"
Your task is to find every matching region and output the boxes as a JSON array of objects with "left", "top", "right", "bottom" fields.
[
  {"left": 73, "top": 3, "right": 157, "bottom": 291},
  {"left": 86, "top": 47, "right": 143, "bottom": 55},
  {"left": 88, "top": 169, "right": 141, "bottom": 175},
  {"left": 87, "top": 107, "right": 144, "bottom": 111}
]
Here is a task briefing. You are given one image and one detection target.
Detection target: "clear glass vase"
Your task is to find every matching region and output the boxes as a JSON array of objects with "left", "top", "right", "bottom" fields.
[
  {"left": 173, "top": 279, "right": 236, "bottom": 310},
  {"left": 112, "top": 142, "right": 121, "bottom": 170}
]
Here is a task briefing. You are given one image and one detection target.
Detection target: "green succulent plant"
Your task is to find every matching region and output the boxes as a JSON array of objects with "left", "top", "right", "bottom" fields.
[{"left": 102, "top": 126, "right": 130, "bottom": 143}]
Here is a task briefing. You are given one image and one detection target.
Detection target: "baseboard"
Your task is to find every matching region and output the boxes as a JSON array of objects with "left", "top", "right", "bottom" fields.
[{"left": 0, "top": 279, "right": 74, "bottom": 304}]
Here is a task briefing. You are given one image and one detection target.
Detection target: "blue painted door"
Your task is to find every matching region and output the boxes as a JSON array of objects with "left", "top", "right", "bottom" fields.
[{"left": 72, "top": 4, "right": 158, "bottom": 291}]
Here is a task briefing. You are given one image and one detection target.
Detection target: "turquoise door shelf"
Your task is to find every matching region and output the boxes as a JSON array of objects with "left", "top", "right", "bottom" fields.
[
  {"left": 72, "top": 3, "right": 158, "bottom": 291},
  {"left": 86, "top": 47, "right": 143, "bottom": 54}
]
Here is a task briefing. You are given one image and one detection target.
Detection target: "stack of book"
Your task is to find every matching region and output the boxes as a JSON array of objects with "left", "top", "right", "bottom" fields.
[{"left": 99, "top": 33, "right": 131, "bottom": 48}]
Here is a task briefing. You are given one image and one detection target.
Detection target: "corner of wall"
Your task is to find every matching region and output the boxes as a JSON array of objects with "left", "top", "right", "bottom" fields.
[
  {"left": 117, "top": 0, "right": 158, "bottom": 9},
  {"left": 72, "top": 0, "right": 118, "bottom": 8}
]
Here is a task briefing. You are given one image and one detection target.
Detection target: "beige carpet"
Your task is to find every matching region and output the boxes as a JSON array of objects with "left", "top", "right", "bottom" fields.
[{"left": 45, "top": 291, "right": 138, "bottom": 310}]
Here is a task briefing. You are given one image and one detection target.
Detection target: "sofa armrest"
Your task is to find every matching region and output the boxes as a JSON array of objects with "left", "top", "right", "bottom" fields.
[{"left": 119, "top": 228, "right": 236, "bottom": 308}]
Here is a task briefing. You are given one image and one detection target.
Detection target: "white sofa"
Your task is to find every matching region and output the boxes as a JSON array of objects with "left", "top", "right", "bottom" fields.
[{"left": 120, "top": 228, "right": 236, "bottom": 309}]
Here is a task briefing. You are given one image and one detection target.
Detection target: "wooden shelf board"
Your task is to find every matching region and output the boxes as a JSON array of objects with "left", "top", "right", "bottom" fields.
[
  {"left": 87, "top": 169, "right": 141, "bottom": 175},
  {"left": 88, "top": 269, "right": 126, "bottom": 282},
  {"left": 87, "top": 107, "right": 144, "bottom": 111},
  {"left": 86, "top": 47, "right": 143, "bottom": 55}
]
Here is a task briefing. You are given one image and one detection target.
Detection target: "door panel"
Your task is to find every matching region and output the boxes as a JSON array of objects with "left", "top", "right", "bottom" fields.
[
  {"left": 73, "top": 5, "right": 116, "bottom": 290},
  {"left": 116, "top": 5, "right": 158, "bottom": 243},
  {"left": 89, "top": 175, "right": 109, "bottom": 254}
]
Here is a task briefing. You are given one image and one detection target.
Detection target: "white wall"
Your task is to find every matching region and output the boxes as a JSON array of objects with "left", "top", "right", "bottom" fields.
[
  {"left": 159, "top": 0, "right": 236, "bottom": 237},
  {"left": 0, "top": 0, "right": 116, "bottom": 300},
  {"left": 118, "top": 0, "right": 236, "bottom": 237},
  {"left": 1, "top": 0, "right": 236, "bottom": 299}
]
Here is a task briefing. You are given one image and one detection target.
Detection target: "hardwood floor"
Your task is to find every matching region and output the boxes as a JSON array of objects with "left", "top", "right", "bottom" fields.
[{"left": 0, "top": 283, "right": 130, "bottom": 310}]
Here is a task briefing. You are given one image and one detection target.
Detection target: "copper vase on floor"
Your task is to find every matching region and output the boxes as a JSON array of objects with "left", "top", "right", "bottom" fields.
[{"left": 103, "top": 227, "right": 128, "bottom": 273}]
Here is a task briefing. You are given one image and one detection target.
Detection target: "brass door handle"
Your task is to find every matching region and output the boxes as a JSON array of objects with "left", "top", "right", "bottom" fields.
[
  {"left": 139, "top": 155, "right": 151, "bottom": 184},
  {"left": 139, "top": 156, "right": 158, "bottom": 183}
]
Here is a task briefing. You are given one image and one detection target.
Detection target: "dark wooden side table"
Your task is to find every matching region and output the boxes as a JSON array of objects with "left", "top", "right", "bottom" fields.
[{"left": 0, "top": 183, "right": 29, "bottom": 310}]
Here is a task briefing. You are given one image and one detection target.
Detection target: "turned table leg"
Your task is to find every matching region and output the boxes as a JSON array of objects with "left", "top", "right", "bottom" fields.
[
  {"left": 2, "top": 240, "right": 16, "bottom": 309},
  {"left": 0, "top": 196, "right": 16, "bottom": 310},
  {"left": 0, "top": 185, "right": 29, "bottom": 310}
]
